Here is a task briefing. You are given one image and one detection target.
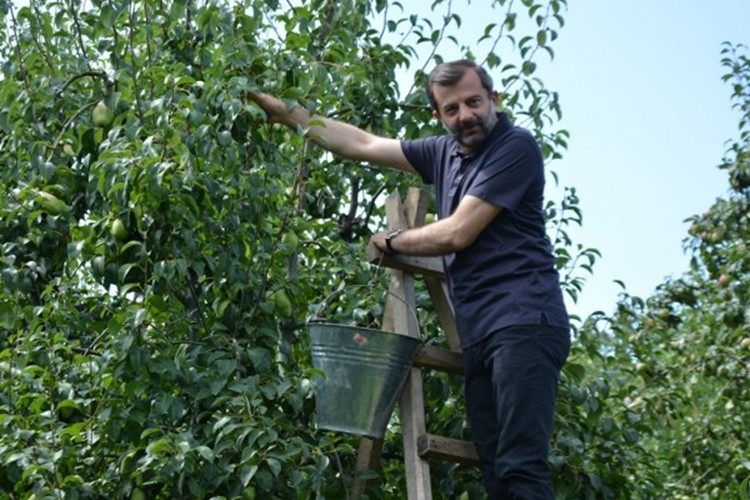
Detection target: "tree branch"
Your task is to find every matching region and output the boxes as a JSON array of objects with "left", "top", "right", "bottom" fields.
[{"left": 54, "top": 71, "right": 109, "bottom": 99}]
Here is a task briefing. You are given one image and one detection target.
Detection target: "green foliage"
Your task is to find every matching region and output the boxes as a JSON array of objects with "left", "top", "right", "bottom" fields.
[
  {"left": 550, "top": 315, "right": 658, "bottom": 499},
  {"left": 0, "top": 0, "right": 644, "bottom": 498}
]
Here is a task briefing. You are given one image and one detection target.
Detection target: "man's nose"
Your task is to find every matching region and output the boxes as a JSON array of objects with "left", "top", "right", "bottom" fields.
[{"left": 458, "top": 105, "right": 474, "bottom": 122}]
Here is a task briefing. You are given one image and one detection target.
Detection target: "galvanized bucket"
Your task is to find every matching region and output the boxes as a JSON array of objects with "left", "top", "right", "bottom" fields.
[{"left": 308, "top": 321, "right": 422, "bottom": 439}]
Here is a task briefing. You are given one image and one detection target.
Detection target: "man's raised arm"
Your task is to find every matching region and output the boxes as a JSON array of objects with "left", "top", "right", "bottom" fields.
[{"left": 249, "top": 93, "right": 416, "bottom": 174}]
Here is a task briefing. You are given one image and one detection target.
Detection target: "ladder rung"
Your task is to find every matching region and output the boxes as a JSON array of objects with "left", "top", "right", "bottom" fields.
[
  {"left": 413, "top": 345, "right": 464, "bottom": 376},
  {"left": 417, "top": 433, "right": 480, "bottom": 467},
  {"left": 366, "top": 243, "right": 445, "bottom": 279}
]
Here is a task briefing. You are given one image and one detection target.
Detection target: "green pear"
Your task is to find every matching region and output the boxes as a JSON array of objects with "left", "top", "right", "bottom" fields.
[
  {"left": 35, "top": 190, "right": 70, "bottom": 215},
  {"left": 282, "top": 230, "right": 299, "bottom": 251},
  {"left": 92, "top": 100, "right": 115, "bottom": 128},
  {"left": 110, "top": 218, "right": 128, "bottom": 241},
  {"left": 270, "top": 290, "right": 292, "bottom": 317}
]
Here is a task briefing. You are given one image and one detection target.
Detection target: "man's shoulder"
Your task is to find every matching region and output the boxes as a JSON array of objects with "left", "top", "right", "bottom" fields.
[
  {"left": 402, "top": 133, "right": 453, "bottom": 149},
  {"left": 489, "top": 124, "right": 542, "bottom": 159},
  {"left": 496, "top": 122, "right": 535, "bottom": 145},
  {"left": 401, "top": 134, "right": 455, "bottom": 160}
]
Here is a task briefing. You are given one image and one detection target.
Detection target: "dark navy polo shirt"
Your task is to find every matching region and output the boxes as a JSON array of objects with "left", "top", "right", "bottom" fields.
[{"left": 401, "top": 113, "right": 569, "bottom": 349}]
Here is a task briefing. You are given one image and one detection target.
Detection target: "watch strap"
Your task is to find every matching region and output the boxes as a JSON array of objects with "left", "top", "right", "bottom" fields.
[{"left": 385, "top": 229, "right": 403, "bottom": 253}]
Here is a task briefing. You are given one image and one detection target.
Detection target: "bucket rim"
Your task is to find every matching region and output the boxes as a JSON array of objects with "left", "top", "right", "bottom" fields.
[
  {"left": 307, "top": 321, "right": 423, "bottom": 343},
  {"left": 311, "top": 284, "right": 423, "bottom": 339}
]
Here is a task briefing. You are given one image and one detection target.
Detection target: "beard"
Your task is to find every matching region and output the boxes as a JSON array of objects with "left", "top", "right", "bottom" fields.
[{"left": 444, "top": 108, "right": 498, "bottom": 150}]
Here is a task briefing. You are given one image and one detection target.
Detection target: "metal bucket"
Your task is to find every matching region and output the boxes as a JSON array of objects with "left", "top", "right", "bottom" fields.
[{"left": 309, "top": 322, "right": 422, "bottom": 439}]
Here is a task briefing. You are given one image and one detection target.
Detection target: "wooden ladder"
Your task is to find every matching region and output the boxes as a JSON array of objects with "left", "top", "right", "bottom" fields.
[{"left": 352, "top": 188, "right": 480, "bottom": 500}]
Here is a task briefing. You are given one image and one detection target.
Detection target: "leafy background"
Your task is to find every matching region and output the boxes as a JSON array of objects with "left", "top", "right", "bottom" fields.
[{"left": 0, "top": 0, "right": 748, "bottom": 498}]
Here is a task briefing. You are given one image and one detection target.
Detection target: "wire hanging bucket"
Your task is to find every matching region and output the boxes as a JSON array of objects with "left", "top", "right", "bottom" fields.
[{"left": 308, "top": 286, "right": 422, "bottom": 439}]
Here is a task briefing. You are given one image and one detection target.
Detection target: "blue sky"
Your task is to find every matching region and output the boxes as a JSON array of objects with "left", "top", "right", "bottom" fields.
[{"left": 532, "top": 1, "right": 749, "bottom": 318}]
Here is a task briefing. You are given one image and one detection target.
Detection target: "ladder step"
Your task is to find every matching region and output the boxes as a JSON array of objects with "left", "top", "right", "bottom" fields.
[
  {"left": 366, "top": 243, "right": 445, "bottom": 279},
  {"left": 413, "top": 344, "right": 464, "bottom": 376},
  {"left": 417, "top": 433, "right": 480, "bottom": 467}
]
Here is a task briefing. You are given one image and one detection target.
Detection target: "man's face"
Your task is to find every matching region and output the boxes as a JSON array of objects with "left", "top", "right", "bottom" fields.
[{"left": 432, "top": 69, "right": 499, "bottom": 153}]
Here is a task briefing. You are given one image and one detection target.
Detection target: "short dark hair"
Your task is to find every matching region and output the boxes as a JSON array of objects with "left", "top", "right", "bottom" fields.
[{"left": 426, "top": 59, "right": 494, "bottom": 111}]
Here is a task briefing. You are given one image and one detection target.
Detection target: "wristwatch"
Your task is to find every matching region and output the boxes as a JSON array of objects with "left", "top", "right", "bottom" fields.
[{"left": 385, "top": 229, "right": 404, "bottom": 253}]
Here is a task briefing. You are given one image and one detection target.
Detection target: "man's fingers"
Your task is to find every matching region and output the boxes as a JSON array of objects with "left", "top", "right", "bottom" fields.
[
  {"left": 247, "top": 92, "right": 276, "bottom": 122},
  {"left": 247, "top": 92, "right": 288, "bottom": 123}
]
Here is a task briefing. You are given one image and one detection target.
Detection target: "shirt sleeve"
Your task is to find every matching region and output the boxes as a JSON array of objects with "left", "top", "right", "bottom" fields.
[
  {"left": 467, "top": 131, "right": 543, "bottom": 212},
  {"left": 400, "top": 137, "right": 440, "bottom": 185}
]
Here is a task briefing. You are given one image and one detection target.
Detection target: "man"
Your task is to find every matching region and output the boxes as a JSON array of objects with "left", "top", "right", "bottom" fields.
[{"left": 250, "top": 59, "right": 570, "bottom": 499}]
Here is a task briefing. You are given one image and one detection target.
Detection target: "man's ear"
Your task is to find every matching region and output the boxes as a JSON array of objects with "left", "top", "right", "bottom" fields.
[
  {"left": 432, "top": 110, "right": 441, "bottom": 120},
  {"left": 491, "top": 91, "right": 500, "bottom": 106}
]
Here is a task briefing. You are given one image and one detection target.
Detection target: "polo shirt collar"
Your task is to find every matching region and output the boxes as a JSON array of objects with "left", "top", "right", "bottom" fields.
[{"left": 450, "top": 112, "right": 512, "bottom": 159}]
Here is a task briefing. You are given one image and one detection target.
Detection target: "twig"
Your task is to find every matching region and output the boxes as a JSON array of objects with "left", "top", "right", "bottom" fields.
[
  {"left": 378, "top": 1, "right": 389, "bottom": 40},
  {"left": 8, "top": 3, "right": 30, "bottom": 92},
  {"left": 107, "top": 0, "right": 122, "bottom": 71},
  {"left": 54, "top": 71, "right": 109, "bottom": 99},
  {"left": 363, "top": 184, "right": 387, "bottom": 229},
  {"left": 403, "top": 0, "right": 454, "bottom": 101},
  {"left": 503, "top": 2, "right": 554, "bottom": 96},
  {"left": 127, "top": 1, "right": 145, "bottom": 124},
  {"left": 68, "top": 0, "right": 92, "bottom": 70},
  {"left": 187, "top": 272, "right": 210, "bottom": 338},
  {"left": 46, "top": 100, "right": 98, "bottom": 164},
  {"left": 480, "top": 0, "right": 516, "bottom": 67},
  {"left": 30, "top": 2, "right": 56, "bottom": 70}
]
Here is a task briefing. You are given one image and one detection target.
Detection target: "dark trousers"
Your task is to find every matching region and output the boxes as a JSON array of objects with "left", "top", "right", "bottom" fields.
[{"left": 463, "top": 322, "right": 570, "bottom": 500}]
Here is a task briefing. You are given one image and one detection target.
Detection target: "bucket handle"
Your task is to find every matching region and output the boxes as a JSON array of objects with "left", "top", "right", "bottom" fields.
[{"left": 309, "top": 284, "right": 422, "bottom": 339}]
